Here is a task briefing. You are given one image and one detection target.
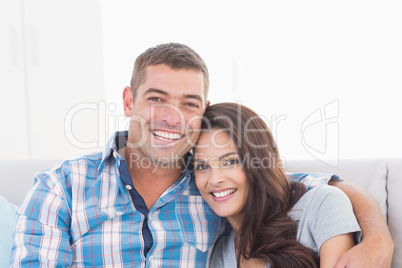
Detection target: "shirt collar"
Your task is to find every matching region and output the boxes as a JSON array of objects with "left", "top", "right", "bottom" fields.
[{"left": 99, "top": 130, "right": 127, "bottom": 167}]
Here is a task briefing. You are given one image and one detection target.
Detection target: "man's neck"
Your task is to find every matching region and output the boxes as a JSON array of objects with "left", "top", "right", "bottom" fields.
[{"left": 121, "top": 148, "right": 185, "bottom": 210}]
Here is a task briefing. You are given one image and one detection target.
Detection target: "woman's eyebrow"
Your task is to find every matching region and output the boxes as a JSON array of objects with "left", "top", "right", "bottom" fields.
[
  {"left": 193, "top": 159, "right": 206, "bottom": 163},
  {"left": 218, "top": 152, "right": 239, "bottom": 161}
]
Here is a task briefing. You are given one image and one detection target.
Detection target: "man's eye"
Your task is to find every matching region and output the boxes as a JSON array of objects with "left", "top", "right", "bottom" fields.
[
  {"left": 186, "top": 102, "right": 199, "bottom": 108},
  {"left": 149, "top": 97, "right": 162, "bottom": 102}
]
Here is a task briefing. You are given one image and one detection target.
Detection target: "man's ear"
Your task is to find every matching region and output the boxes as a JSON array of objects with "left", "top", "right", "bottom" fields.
[
  {"left": 123, "top": 86, "right": 133, "bottom": 117},
  {"left": 206, "top": 100, "right": 210, "bottom": 107}
]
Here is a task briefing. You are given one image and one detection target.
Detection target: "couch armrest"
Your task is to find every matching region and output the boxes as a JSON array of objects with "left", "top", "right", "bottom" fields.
[{"left": 0, "top": 195, "right": 18, "bottom": 267}]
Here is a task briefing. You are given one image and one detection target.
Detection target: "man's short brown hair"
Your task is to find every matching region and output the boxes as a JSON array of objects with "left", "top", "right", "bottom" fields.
[{"left": 130, "top": 43, "right": 209, "bottom": 101}]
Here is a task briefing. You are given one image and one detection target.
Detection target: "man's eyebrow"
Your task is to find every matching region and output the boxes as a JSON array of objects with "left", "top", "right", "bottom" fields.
[
  {"left": 218, "top": 152, "right": 239, "bottom": 161},
  {"left": 143, "top": 89, "right": 203, "bottom": 103},
  {"left": 193, "top": 159, "right": 206, "bottom": 163},
  {"left": 143, "top": 88, "right": 168, "bottom": 96},
  {"left": 184, "top": 94, "right": 203, "bottom": 103}
]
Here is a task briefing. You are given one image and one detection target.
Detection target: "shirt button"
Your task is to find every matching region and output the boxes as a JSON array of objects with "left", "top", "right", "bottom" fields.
[
  {"left": 149, "top": 256, "right": 154, "bottom": 261},
  {"left": 125, "top": 185, "right": 132, "bottom": 190}
]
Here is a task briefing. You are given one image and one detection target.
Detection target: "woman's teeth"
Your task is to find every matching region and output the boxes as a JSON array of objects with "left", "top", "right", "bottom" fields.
[{"left": 212, "top": 189, "right": 236, "bottom": 198}]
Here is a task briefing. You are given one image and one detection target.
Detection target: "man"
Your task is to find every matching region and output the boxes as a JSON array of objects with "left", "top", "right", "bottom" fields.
[{"left": 11, "top": 43, "right": 393, "bottom": 267}]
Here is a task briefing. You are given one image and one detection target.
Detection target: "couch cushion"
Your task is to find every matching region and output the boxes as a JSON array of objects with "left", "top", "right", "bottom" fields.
[
  {"left": 0, "top": 195, "right": 18, "bottom": 267},
  {"left": 0, "top": 159, "right": 61, "bottom": 206},
  {"left": 386, "top": 158, "right": 402, "bottom": 268}
]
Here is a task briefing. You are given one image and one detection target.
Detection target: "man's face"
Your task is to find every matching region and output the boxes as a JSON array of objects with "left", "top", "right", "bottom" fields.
[{"left": 123, "top": 64, "right": 208, "bottom": 166}]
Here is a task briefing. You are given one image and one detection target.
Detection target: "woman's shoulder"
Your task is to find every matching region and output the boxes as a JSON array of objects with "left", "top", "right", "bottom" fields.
[
  {"left": 290, "top": 184, "right": 353, "bottom": 225},
  {"left": 295, "top": 184, "right": 347, "bottom": 209},
  {"left": 290, "top": 184, "right": 360, "bottom": 252}
]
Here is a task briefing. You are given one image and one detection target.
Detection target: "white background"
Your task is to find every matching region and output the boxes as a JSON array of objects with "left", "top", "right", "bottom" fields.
[{"left": 1, "top": 0, "right": 401, "bottom": 162}]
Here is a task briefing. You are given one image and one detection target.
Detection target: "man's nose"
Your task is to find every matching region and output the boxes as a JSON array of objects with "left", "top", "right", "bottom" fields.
[{"left": 158, "top": 104, "right": 183, "bottom": 128}]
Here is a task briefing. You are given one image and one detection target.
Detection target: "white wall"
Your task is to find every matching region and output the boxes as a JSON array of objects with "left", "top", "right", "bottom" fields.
[
  {"left": 101, "top": 0, "right": 402, "bottom": 165},
  {"left": 1, "top": 0, "right": 401, "bottom": 163},
  {"left": 0, "top": 0, "right": 105, "bottom": 160}
]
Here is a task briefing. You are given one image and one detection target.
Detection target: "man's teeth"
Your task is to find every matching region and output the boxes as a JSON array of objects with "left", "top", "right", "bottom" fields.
[
  {"left": 153, "top": 131, "right": 183, "bottom": 141},
  {"left": 212, "top": 189, "right": 236, "bottom": 198}
]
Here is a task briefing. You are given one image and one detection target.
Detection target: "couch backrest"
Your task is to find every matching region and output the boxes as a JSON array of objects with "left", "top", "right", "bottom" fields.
[
  {"left": 0, "top": 159, "right": 61, "bottom": 206},
  {"left": 285, "top": 158, "right": 388, "bottom": 218}
]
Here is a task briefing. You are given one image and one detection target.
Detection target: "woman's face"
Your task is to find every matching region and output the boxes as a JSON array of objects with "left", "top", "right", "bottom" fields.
[{"left": 193, "top": 129, "right": 249, "bottom": 227}]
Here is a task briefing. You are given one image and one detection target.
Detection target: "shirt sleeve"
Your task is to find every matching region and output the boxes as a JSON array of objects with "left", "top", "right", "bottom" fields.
[
  {"left": 10, "top": 171, "right": 72, "bottom": 267},
  {"left": 294, "top": 185, "right": 361, "bottom": 252},
  {"left": 286, "top": 172, "right": 342, "bottom": 191}
]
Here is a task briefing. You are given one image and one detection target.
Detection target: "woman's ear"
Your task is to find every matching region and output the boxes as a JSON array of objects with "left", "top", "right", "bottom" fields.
[{"left": 123, "top": 86, "right": 133, "bottom": 117}]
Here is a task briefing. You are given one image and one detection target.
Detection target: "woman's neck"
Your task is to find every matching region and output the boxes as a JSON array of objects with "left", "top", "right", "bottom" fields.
[
  {"left": 227, "top": 214, "right": 243, "bottom": 233},
  {"left": 228, "top": 214, "right": 266, "bottom": 268},
  {"left": 240, "top": 257, "right": 266, "bottom": 268}
]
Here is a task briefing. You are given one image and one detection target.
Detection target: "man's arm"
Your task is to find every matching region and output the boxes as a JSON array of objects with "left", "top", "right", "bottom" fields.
[
  {"left": 329, "top": 180, "right": 394, "bottom": 268},
  {"left": 10, "top": 178, "right": 72, "bottom": 267}
]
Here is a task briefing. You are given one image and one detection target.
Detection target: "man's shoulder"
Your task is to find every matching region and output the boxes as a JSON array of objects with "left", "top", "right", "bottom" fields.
[
  {"left": 65, "top": 151, "right": 105, "bottom": 167},
  {"left": 181, "top": 172, "right": 200, "bottom": 195},
  {"left": 35, "top": 151, "right": 105, "bottom": 181}
]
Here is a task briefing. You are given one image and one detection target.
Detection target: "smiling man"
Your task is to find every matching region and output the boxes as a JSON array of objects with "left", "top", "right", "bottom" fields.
[
  {"left": 122, "top": 63, "right": 207, "bottom": 211},
  {"left": 10, "top": 43, "right": 393, "bottom": 267}
]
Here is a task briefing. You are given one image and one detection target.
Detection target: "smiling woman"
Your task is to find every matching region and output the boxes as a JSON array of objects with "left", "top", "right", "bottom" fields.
[
  {"left": 194, "top": 131, "right": 249, "bottom": 228},
  {"left": 194, "top": 102, "right": 360, "bottom": 268}
]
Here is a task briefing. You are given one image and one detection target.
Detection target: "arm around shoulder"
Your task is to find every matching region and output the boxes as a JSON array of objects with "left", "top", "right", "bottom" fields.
[{"left": 329, "top": 180, "right": 394, "bottom": 268}]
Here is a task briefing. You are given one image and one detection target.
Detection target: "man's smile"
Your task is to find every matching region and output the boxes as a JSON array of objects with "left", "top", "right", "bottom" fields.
[{"left": 152, "top": 130, "right": 184, "bottom": 141}]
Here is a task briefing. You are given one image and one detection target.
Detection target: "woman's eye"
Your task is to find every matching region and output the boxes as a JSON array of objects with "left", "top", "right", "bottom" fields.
[
  {"left": 195, "top": 164, "right": 209, "bottom": 170},
  {"left": 223, "top": 159, "right": 239, "bottom": 167}
]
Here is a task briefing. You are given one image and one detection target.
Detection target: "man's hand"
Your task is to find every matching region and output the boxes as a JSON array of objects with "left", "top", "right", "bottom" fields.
[
  {"left": 330, "top": 180, "right": 394, "bottom": 268},
  {"left": 334, "top": 234, "right": 393, "bottom": 268}
]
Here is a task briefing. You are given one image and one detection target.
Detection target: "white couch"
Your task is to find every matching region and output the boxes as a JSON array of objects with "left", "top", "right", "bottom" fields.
[{"left": 0, "top": 158, "right": 401, "bottom": 267}]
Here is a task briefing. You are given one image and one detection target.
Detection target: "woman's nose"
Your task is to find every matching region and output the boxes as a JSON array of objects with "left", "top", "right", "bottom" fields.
[{"left": 208, "top": 167, "right": 227, "bottom": 186}]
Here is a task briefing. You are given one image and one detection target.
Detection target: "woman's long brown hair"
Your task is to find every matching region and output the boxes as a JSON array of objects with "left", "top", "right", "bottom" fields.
[{"left": 201, "top": 103, "right": 319, "bottom": 267}]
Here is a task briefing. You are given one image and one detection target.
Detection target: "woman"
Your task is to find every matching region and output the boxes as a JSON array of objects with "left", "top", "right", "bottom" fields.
[{"left": 193, "top": 103, "right": 361, "bottom": 268}]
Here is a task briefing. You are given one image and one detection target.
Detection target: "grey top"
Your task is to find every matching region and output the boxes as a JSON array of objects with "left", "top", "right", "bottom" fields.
[{"left": 208, "top": 185, "right": 361, "bottom": 268}]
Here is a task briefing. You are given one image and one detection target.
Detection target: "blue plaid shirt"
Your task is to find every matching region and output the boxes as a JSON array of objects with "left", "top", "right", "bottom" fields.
[{"left": 10, "top": 131, "right": 338, "bottom": 267}]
